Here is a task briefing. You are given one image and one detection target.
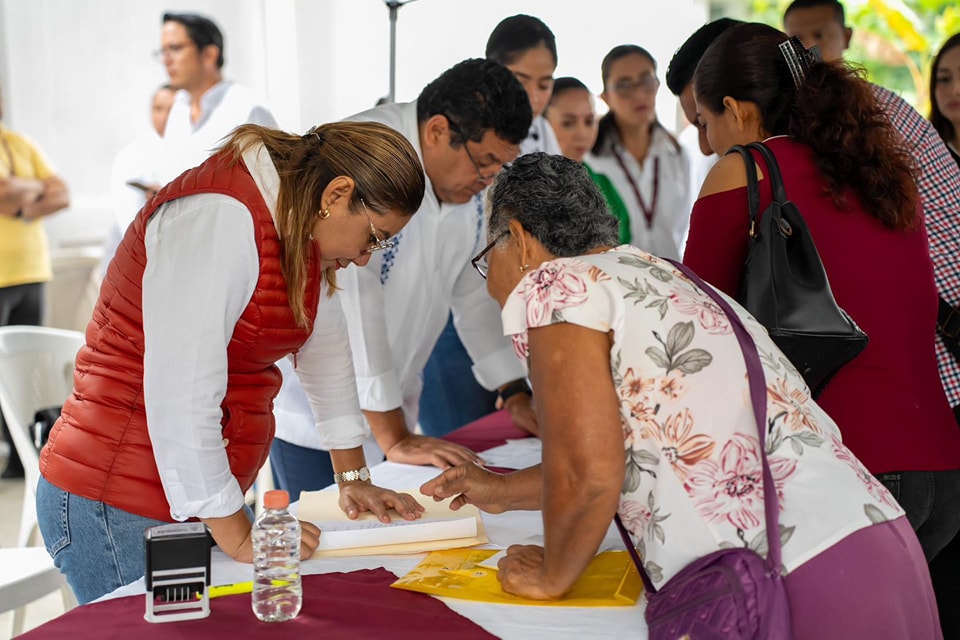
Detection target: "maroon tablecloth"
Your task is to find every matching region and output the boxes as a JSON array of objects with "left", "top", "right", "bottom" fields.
[
  {"left": 22, "top": 410, "right": 529, "bottom": 639},
  {"left": 441, "top": 408, "right": 531, "bottom": 454},
  {"left": 20, "top": 569, "right": 496, "bottom": 639}
]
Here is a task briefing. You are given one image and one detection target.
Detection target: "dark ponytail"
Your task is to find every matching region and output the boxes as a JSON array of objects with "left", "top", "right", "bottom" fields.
[
  {"left": 790, "top": 62, "right": 916, "bottom": 230},
  {"left": 696, "top": 22, "right": 917, "bottom": 230}
]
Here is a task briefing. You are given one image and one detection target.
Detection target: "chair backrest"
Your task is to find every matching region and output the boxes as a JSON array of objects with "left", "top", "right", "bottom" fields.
[
  {"left": 44, "top": 246, "right": 103, "bottom": 332},
  {"left": 0, "top": 326, "right": 84, "bottom": 492}
]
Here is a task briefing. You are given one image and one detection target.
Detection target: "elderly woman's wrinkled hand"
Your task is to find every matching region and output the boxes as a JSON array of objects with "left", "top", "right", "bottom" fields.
[
  {"left": 338, "top": 483, "right": 425, "bottom": 523},
  {"left": 419, "top": 463, "right": 509, "bottom": 513},
  {"left": 497, "top": 544, "right": 560, "bottom": 600}
]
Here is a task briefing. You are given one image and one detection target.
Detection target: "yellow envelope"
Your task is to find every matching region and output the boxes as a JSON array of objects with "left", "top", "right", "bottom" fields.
[{"left": 391, "top": 548, "right": 642, "bottom": 607}]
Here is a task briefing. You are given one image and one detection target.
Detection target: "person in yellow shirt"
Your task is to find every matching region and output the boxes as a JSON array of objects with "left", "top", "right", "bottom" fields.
[{"left": 0, "top": 83, "right": 70, "bottom": 478}]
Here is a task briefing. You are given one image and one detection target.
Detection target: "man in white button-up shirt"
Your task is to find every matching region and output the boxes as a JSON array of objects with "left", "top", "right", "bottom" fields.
[
  {"left": 152, "top": 12, "right": 277, "bottom": 186},
  {"left": 271, "top": 60, "right": 538, "bottom": 497}
]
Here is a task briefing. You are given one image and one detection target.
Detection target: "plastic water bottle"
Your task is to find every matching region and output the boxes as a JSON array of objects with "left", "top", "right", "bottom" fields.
[{"left": 252, "top": 490, "right": 302, "bottom": 622}]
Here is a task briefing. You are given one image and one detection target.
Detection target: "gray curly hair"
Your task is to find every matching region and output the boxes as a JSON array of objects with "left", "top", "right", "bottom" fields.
[{"left": 486, "top": 152, "right": 619, "bottom": 256}]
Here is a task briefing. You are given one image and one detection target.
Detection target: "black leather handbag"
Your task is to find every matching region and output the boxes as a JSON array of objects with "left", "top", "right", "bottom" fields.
[{"left": 728, "top": 141, "right": 868, "bottom": 398}]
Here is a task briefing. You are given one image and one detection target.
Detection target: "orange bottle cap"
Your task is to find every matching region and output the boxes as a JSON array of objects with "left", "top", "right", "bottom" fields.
[{"left": 263, "top": 490, "right": 290, "bottom": 510}]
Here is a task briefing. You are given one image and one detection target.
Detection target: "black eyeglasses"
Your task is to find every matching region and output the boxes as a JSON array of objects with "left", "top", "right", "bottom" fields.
[
  {"left": 471, "top": 231, "right": 508, "bottom": 279},
  {"left": 445, "top": 116, "right": 505, "bottom": 184}
]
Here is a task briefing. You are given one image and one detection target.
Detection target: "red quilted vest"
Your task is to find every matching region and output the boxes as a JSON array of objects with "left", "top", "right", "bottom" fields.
[{"left": 40, "top": 151, "right": 321, "bottom": 522}]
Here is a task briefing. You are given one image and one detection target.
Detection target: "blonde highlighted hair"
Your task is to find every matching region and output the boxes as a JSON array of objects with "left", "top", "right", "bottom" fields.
[{"left": 220, "top": 122, "right": 424, "bottom": 326}]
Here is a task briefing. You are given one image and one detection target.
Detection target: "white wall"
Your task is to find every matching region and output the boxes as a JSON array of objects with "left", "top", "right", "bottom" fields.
[
  {"left": 298, "top": 0, "right": 709, "bottom": 127},
  {"left": 0, "top": 0, "right": 708, "bottom": 250}
]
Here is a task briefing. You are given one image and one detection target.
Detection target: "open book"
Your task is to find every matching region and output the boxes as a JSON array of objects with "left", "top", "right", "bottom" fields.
[{"left": 298, "top": 489, "right": 488, "bottom": 558}]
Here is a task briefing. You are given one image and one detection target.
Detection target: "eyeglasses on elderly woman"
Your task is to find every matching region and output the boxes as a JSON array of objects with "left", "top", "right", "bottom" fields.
[{"left": 471, "top": 231, "right": 509, "bottom": 278}]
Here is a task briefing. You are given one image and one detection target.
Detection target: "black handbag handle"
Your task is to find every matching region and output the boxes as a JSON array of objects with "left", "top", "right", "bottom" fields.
[
  {"left": 725, "top": 145, "right": 761, "bottom": 236},
  {"left": 746, "top": 141, "right": 788, "bottom": 204}
]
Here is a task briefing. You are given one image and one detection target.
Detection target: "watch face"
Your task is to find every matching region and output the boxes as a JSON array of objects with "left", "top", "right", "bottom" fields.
[{"left": 359, "top": 467, "right": 370, "bottom": 481}]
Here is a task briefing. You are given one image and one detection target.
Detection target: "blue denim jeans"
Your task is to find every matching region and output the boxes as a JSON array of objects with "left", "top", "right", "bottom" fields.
[
  {"left": 36, "top": 476, "right": 170, "bottom": 604},
  {"left": 269, "top": 437, "right": 335, "bottom": 499},
  {"left": 418, "top": 315, "right": 497, "bottom": 437}
]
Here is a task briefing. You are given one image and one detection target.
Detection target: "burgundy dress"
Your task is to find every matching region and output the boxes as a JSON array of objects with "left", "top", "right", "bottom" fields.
[{"left": 683, "top": 136, "right": 960, "bottom": 475}]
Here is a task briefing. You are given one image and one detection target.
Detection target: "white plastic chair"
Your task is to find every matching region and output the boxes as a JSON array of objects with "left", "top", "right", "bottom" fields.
[
  {"left": 43, "top": 246, "right": 103, "bottom": 333},
  {"left": 0, "top": 326, "right": 84, "bottom": 547},
  {"left": 0, "top": 546, "right": 76, "bottom": 636}
]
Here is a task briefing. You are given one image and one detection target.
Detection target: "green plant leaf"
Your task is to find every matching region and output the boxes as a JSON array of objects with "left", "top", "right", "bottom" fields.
[
  {"left": 666, "top": 321, "right": 695, "bottom": 354},
  {"left": 672, "top": 349, "right": 713, "bottom": 374},
  {"left": 646, "top": 346, "right": 670, "bottom": 369}
]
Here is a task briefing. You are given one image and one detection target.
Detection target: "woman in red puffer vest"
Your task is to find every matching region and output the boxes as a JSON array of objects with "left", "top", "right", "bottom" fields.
[{"left": 37, "top": 122, "right": 426, "bottom": 604}]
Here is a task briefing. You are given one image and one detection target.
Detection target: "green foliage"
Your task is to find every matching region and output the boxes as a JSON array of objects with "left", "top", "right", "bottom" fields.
[{"left": 715, "top": 0, "right": 960, "bottom": 111}]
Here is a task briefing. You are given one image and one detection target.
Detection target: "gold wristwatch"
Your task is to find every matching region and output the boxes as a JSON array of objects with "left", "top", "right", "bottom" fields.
[{"left": 333, "top": 466, "right": 371, "bottom": 484}]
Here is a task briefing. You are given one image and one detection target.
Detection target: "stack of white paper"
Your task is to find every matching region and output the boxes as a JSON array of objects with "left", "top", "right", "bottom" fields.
[{"left": 298, "top": 489, "right": 488, "bottom": 557}]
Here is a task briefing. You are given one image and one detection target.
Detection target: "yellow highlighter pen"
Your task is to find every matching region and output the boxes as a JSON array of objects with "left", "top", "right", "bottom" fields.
[
  {"left": 204, "top": 582, "right": 254, "bottom": 599},
  {"left": 201, "top": 580, "right": 289, "bottom": 599}
]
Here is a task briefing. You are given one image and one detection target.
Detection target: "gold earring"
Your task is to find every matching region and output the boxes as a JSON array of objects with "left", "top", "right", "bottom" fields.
[
  {"left": 318, "top": 208, "right": 331, "bottom": 220},
  {"left": 519, "top": 264, "right": 529, "bottom": 273}
]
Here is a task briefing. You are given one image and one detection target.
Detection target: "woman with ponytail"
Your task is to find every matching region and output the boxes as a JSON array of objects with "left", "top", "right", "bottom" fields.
[
  {"left": 36, "top": 122, "right": 427, "bottom": 603},
  {"left": 683, "top": 22, "right": 960, "bottom": 593}
]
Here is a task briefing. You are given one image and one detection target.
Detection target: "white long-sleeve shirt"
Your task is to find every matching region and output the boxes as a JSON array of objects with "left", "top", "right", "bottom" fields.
[
  {"left": 273, "top": 101, "right": 525, "bottom": 448},
  {"left": 586, "top": 125, "right": 692, "bottom": 260},
  {"left": 154, "top": 81, "right": 277, "bottom": 185},
  {"left": 520, "top": 115, "right": 562, "bottom": 157},
  {"left": 142, "top": 143, "right": 366, "bottom": 521}
]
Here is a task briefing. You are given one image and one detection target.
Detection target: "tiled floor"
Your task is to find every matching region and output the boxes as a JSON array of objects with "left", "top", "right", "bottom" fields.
[{"left": 0, "top": 445, "right": 68, "bottom": 639}]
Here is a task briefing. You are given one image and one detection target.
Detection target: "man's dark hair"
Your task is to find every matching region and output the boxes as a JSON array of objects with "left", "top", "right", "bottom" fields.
[
  {"left": 665, "top": 18, "right": 743, "bottom": 96},
  {"left": 783, "top": 0, "right": 846, "bottom": 26},
  {"left": 417, "top": 58, "right": 532, "bottom": 146},
  {"left": 163, "top": 12, "right": 225, "bottom": 69},
  {"left": 485, "top": 14, "right": 557, "bottom": 67}
]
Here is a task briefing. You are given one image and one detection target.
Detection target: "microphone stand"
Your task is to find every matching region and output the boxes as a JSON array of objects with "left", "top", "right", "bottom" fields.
[{"left": 383, "top": 0, "right": 418, "bottom": 103}]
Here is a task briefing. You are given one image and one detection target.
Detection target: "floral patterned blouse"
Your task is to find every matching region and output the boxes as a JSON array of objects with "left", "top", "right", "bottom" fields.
[{"left": 500, "top": 245, "right": 904, "bottom": 587}]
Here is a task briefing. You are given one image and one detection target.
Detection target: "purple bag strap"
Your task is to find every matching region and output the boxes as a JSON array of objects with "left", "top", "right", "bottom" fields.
[{"left": 615, "top": 258, "right": 783, "bottom": 593}]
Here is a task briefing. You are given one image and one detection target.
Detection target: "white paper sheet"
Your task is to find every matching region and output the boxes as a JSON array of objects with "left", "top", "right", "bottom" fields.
[
  {"left": 479, "top": 437, "right": 543, "bottom": 470},
  {"left": 314, "top": 516, "right": 478, "bottom": 551}
]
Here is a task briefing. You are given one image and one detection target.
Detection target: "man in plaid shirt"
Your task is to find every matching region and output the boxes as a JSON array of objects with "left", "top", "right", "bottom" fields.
[{"left": 874, "top": 87, "right": 960, "bottom": 415}]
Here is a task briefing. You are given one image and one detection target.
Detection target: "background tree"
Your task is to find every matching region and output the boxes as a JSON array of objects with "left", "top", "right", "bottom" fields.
[{"left": 712, "top": 0, "right": 960, "bottom": 111}]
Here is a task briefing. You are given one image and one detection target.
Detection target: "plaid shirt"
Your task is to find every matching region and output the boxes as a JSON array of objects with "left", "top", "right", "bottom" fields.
[{"left": 874, "top": 85, "right": 960, "bottom": 407}]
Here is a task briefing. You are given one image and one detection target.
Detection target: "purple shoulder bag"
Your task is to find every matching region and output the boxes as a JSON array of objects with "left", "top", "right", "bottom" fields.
[{"left": 614, "top": 259, "right": 792, "bottom": 639}]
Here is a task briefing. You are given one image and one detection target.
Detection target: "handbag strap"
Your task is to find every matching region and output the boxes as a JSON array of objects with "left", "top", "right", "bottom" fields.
[
  {"left": 725, "top": 145, "right": 761, "bottom": 237},
  {"left": 938, "top": 296, "right": 960, "bottom": 367},
  {"left": 746, "top": 141, "right": 788, "bottom": 204},
  {"left": 616, "top": 259, "right": 784, "bottom": 591}
]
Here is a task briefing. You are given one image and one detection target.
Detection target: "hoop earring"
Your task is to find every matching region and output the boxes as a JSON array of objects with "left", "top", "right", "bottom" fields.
[{"left": 318, "top": 208, "right": 331, "bottom": 220}]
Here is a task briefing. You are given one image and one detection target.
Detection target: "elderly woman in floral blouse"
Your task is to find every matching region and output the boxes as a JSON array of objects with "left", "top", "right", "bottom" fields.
[{"left": 421, "top": 153, "right": 941, "bottom": 639}]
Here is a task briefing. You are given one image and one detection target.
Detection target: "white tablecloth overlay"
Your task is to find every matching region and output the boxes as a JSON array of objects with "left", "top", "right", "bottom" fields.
[{"left": 103, "top": 444, "right": 648, "bottom": 639}]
